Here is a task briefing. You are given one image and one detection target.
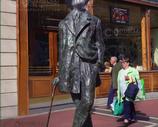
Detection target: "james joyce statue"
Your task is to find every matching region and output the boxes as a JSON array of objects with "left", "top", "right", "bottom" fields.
[{"left": 53, "top": 0, "right": 105, "bottom": 126}]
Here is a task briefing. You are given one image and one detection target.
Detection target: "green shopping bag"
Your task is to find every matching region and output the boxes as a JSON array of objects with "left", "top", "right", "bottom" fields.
[
  {"left": 113, "top": 99, "right": 123, "bottom": 116},
  {"left": 137, "top": 79, "right": 146, "bottom": 100},
  {"left": 141, "top": 79, "right": 146, "bottom": 96}
]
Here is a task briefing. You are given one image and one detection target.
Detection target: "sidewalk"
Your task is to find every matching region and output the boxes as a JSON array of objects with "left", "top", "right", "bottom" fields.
[
  {"left": 1, "top": 92, "right": 158, "bottom": 127},
  {"left": 29, "top": 92, "right": 158, "bottom": 114}
]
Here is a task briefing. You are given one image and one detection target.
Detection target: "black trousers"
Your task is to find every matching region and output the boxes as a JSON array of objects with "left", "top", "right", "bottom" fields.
[
  {"left": 123, "top": 99, "right": 136, "bottom": 120},
  {"left": 107, "top": 85, "right": 117, "bottom": 107}
]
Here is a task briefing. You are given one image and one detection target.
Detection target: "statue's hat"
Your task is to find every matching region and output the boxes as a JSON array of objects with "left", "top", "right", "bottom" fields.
[{"left": 65, "top": 0, "right": 89, "bottom": 8}]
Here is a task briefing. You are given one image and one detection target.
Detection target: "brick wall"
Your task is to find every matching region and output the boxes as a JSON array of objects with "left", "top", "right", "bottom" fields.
[{"left": 0, "top": 0, "right": 18, "bottom": 119}]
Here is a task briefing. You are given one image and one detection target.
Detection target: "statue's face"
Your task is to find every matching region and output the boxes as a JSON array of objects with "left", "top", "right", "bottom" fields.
[{"left": 65, "top": 0, "right": 89, "bottom": 9}]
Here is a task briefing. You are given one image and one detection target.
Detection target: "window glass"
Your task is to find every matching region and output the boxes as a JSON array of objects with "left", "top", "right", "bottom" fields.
[
  {"left": 94, "top": 0, "right": 143, "bottom": 70},
  {"left": 151, "top": 9, "right": 158, "bottom": 70},
  {"left": 29, "top": 32, "right": 49, "bottom": 67},
  {"left": 28, "top": 0, "right": 68, "bottom": 76},
  {"left": 29, "top": 32, "right": 52, "bottom": 76},
  {"left": 103, "top": 24, "right": 141, "bottom": 67}
]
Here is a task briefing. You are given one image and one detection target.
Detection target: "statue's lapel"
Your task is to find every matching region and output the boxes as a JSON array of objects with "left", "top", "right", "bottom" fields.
[
  {"left": 64, "top": 10, "right": 91, "bottom": 37},
  {"left": 64, "top": 10, "right": 77, "bottom": 36},
  {"left": 76, "top": 13, "right": 91, "bottom": 36}
]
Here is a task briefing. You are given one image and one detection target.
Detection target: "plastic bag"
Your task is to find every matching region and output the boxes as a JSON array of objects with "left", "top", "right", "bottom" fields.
[
  {"left": 137, "top": 79, "right": 146, "bottom": 100},
  {"left": 112, "top": 98, "right": 123, "bottom": 116}
]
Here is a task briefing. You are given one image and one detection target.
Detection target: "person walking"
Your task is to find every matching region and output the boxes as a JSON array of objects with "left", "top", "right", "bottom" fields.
[
  {"left": 106, "top": 56, "right": 122, "bottom": 109},
  {"left": 52, "top": 0, "right": 105, "bottom": 127},
  {"left": 117, "top": 56, "right": 140, "bottom": 125}
]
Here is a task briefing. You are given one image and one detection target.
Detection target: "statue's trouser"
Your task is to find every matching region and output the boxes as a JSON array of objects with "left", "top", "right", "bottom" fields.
[{"left": 71, "top": 62, "right": 97, "bottom": 127}]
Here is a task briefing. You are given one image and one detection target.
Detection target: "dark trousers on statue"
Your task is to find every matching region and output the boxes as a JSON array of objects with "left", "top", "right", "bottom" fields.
[
  {"left": 71, "top": 87, "right": 94, "bottom": 127},
  {"left": 70, "top": 62, "right": 96, "bottom": 127},
  {"left": 107, "top": 85, "right": 117, "bottom": 108}
]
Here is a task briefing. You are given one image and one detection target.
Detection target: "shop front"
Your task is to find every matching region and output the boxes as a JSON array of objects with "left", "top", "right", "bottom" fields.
[
  {"left": 94, "top": 0, "right": 158, "bottom": 97},
  {"left": 17, "top": 0, "right": 158, "bottom": 115}
]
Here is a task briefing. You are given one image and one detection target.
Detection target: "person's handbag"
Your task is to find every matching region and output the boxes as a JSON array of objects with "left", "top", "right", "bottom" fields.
[
  {"left": 124, "top": 79, "right": 139, "bottom": 100},
  {"left": 112, "top": 98, "right": 123, "bottom": 116}
]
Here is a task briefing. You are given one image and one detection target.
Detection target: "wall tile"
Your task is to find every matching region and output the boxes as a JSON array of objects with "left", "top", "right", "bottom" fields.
[
  {"left": 0, "top": 26, "right": 16, "bottom": 39},
  {"left": 1, "top": 12, "right": 16, "bottom": 26},
  {"left": 0, "top": 40, "right": 17, "bottom": 52},
  {"left": 0, "top": 67, "right": 17, "bottom": 79},
  {"left": 1, "top": 93, "right": 17, "bottom": 107},
  {"left": 0, "top": 80, "right": 17, "bottom": 93},
  {"left": 1, "top": 53, "right": 17, "bottom": 66},
  {"left": 0, "top": 106, "right": 18, "bottom": 119},
  {"left": 1, "top": 0, "right": 16, "bottom": 13}
]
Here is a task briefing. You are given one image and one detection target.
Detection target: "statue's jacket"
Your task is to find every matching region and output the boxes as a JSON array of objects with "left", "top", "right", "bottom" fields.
[{"left": 58, "top": 8, "right": 105, "bottom": 93}]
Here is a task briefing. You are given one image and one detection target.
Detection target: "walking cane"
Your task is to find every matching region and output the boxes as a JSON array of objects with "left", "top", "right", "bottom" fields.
[{"left": 46, "top": 83, "right": 57, "bottom": 127}]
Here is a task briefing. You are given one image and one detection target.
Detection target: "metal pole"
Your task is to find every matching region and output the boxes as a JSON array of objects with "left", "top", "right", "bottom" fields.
[{"left": 46, "top": 85, "right": 57, "bottom": 127}]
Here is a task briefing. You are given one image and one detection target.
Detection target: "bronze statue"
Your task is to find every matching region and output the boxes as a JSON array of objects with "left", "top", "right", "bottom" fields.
[{"left": 53, "top": 0, "right": 105, "bottom": 126}]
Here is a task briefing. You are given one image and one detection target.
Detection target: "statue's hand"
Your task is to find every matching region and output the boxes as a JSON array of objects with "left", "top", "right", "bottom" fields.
[
  {"left": 97, "top": 62, "right": 102, "bottom": 68},
  {"left": 51, "top": 77, "right": 59, "bottom": 86},
  {"left": 96, "top": 62, "right": 101, "bottom": 67},
  {"left": 96, "top": 62, "right": 103, "bottom": 71}
]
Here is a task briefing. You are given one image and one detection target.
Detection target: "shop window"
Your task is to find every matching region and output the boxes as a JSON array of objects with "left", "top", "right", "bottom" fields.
[
  {"left": 151, "top": 10, "right": 158, "bottom": 70},
  {"left": 28, "top": 0, "right": 68, "bottom": 76},
  {"left": 29, "top": 32, "right": 52, "bottom": 76},
  {"left": 103, "top": 25, "right": 141, "bottom": 68},
  {"left": 94, "top": 1, "right": 143, "bottom": 70}
]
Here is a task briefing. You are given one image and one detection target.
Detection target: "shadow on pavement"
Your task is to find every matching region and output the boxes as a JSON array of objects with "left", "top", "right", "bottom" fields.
[{"left": 136, "top": 110, "right": 150, "bottom": 121}]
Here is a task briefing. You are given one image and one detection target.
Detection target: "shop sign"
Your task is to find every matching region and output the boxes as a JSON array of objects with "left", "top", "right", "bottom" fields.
[
  {"left": 110, "top": 7, "right": 129, "bottom": 24},
  {"left": 103, "top": 26, "right": 140, "bottom": 38}
]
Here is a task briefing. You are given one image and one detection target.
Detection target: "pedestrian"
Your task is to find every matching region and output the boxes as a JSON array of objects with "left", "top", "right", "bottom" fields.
[
  {"left": 104, "top": 61, "right": 112, "bottom": 73},
  {"left": 52, "top": 0, "right": 105, "bottom": 127},
  {"left": 106, "top": 56, "right": 122, "bottom": 109},
  {"left": 117, "top": 55, "right": 139, "bottom": 125}
]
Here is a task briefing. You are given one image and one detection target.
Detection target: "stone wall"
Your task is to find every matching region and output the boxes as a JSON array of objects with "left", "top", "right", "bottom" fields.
[{"left": 0, "top": 0, "right": 18, "bottom": 119}]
